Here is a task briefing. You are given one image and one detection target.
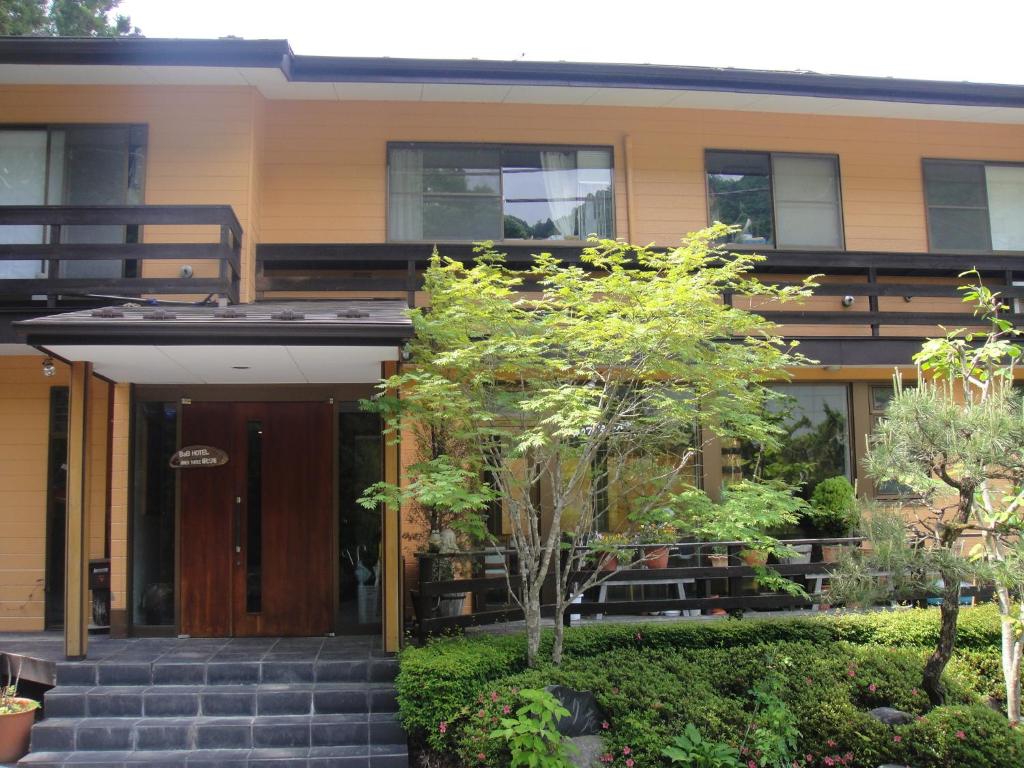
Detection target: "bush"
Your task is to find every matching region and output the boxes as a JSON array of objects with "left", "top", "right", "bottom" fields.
[
  {"left": 899, "top": 705, "right": 1024, "bottom": 767},
  {"left": 806, "top": 475, "right": 858, "bottom": 536},
  {"left": 398, "top": 605, "right": 1012, "bottom": 767}
]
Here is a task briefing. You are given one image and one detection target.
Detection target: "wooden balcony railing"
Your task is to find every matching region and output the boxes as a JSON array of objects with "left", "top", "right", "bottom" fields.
[
  {"left": 411, "top": 537, "right": 989, "bottom": 642},
  {"left": 0, "top": 205, "right": 242, "bottom": 305},
  {"left": 256, "top": 243, "right": 1024, "bottom": 337}
]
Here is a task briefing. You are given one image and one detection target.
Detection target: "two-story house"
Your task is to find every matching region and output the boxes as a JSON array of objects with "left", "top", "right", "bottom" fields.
[{"left": 1, "top": 37, "right": 1022, "bottom": 661}]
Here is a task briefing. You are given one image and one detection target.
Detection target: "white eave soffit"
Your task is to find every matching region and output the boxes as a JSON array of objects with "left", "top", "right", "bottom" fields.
[{"left": 1, "top": 63, "right": 1022, "bottom": 124}]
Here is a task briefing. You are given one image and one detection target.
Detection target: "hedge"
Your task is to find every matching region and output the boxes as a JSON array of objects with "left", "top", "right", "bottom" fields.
[{"left": 397, "top": 605, "right": 1017, "bottom": 768}]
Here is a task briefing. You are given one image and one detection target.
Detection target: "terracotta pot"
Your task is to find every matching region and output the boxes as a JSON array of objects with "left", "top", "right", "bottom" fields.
[
  {"left": 821, "top": 544, "right": 848, "bottom": 563},
  {"left": 741, "top": 550, "right": 769, "bottom": 567},
  {"left": 0, "top": 699, "right": 38, "bottom": 763},
  {"left": 600, "top": 555, "right": 619, "bottom": 572},
  {"left": 644, "top": 546, "right": 670, "bottom": 570},
  {"left": 708, "top": 554, "right": 729, "bottom": 568}
]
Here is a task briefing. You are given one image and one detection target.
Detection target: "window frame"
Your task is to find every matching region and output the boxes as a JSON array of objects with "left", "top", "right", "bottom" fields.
[
  {"left": 386, "top": 141, "right": 616, "bottom": 244},
  {"left": 703, "top": 148, "right": 846, "bottom": 251},
  {"left": 922, "top": 157, "right": 1024, "bottom": 255}
]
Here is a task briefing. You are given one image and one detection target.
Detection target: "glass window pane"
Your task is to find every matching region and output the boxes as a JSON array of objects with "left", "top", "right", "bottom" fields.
[
  {"left": 773, "top": 156, "right": 843, "bottom": 248},
  {"left": 986, "top": 165, "right": 1024, "bottom": 251},
  {"left": 765, "top": 384, "right": 851, "bottom": 495},
  {"left": 422, "top": 196, "right": 502, "bottom": 240},
  {"left": 928, "top": 207, "right": 992, "bottom": 251},
  {"left": 924, "top": 161, "right": 987, "bottom": 206},
  {"left": 706, "top": 151, "right": 774, "bottom": 246},
  {"left": 0, "top": 130, "right": 47, "bottom": 277}
]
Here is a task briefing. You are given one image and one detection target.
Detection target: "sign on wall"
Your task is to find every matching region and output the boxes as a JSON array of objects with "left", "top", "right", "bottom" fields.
[{"left": 169, "top": 445, "right": 229, "bottom": 469}]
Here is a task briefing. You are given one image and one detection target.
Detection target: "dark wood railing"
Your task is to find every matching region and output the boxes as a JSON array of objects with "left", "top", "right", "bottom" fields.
[
  {"left": 256, "top": 243, "right": 1024, "bottom": 336},
  {"left": 0, "top": 205, "right": 242, "bottom": 305},
  {"left": 412, "top": 537, "right": 870, "bottom": 642}
]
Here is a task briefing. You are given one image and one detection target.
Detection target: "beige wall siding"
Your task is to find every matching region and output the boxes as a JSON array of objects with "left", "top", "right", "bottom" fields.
[{"left": 259, "top": 100, "right": 1024, "bottom": 252}]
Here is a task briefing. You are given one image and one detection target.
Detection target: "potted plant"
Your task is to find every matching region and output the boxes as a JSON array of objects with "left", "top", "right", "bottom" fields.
[
  {"left": 0, "top": 660, "right": 39, "bottom": 763},
  {"left": 740, "top": 547, "right": 769, "bottom": 567},
  {"left": 590, "top": 532, "right": 633, "bottom": 572},
  {"left": 805, "top": 476, "right": 859, "bottom": 562},
  {"left": 637, "top": 522, "right": 678, "bottom": 569},
  {"left": 707, "top": 545, "right": 730, "bottom": 568}
]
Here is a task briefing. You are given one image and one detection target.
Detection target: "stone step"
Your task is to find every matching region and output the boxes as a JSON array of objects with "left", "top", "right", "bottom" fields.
[
  {"left": 18, "top": 743, "right": 409, "bottom": 766},
  {"left": 29, "top": 712, "right": 405, "bottom": 753},
  {"left": 44, "top": 683, "right": 398, "bottom": 718},
  {"left": 55, "top": 657, "right": 398, "bottom": 687}
]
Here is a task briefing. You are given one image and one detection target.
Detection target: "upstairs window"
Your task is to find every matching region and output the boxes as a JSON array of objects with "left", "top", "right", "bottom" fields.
[
  {"left": 923, "top": 160, "right": 1024, "bottom": 252},
  {"left": 388, "top": 143, "right": 614, "bottom": 242},
  {"left": 705, "top": 150, "right": 844, "bottom": 249}
]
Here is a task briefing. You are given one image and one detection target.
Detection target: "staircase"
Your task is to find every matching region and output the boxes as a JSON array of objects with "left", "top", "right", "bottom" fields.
[{"left": 17, "top": 638, "right": 408, "bottom": 767}]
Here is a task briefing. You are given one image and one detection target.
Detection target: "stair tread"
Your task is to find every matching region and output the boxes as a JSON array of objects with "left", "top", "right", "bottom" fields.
[
  {"left": 34, "top": 711, "right": 399, "bottom": 724},
  {"left": 20, "top": 744, "right": 409, "bottom": 763}
]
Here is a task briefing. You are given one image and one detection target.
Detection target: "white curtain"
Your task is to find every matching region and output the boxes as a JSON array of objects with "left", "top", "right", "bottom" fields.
[
  {"left": 539, "top": 151, "right": 577, "bottom": 239},
  {"left": 0, "top": 130, "right": 48, "bottom": 278},
  {"left": 388, "top": 148, "right": 424, "bottom": 240},
  {"left": 986, "top": 165, "right": 1024, "bottom": 251}
]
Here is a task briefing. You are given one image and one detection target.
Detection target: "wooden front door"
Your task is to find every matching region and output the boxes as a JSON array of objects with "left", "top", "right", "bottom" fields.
[{"left": 179, "top": 402, "right": 333, "bottom": 637}]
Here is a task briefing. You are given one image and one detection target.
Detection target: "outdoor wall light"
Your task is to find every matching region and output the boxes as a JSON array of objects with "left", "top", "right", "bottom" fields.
[
  {"left": 41, "top": 357, "right": 56, "bottom": 377},
  {"left": 841, "top": 295, "right": 856, "bottom": 307}
]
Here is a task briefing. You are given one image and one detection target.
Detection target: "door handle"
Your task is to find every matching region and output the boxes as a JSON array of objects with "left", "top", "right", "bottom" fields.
[{"left": 233, "top": 496, "right": 242, "bottom": 564}]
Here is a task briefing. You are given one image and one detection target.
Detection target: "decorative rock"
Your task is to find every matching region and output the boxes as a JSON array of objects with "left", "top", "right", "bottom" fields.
[
  {"left": 567, "top": 735, "right": 606, "bottom": 768},
  {"left": 869, "top": 707, "right": 914, "bottom": 725},
  {"left": 544, "top": 685, "right": 606, "bottom": 737}
]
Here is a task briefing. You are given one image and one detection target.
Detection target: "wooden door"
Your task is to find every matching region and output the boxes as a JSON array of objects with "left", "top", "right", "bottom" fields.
[{"left": 179, "top": 402, "right": 333, "bottom": 637}]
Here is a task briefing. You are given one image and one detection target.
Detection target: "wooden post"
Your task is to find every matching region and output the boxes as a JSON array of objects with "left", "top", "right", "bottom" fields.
[
  {"left": 381, "top": 360, "right": 402, "bottom": 652},
  {"left": 65, "top": 361, "right": 92, "bottom": 659}
]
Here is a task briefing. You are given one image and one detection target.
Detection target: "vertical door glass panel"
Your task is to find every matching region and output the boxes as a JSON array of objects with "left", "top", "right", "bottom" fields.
[
  {"left": 706, "top": 151, "right": 774, "bottom": 246},
  {"left": 0, "top": 130, "right": 47, "bottom": 277},
  {"left": 44, "top": 387, "right": 69, "bottom": 629},
  {"left": 986, "top": 165, "right": 1024, "bottom": 251},
  {"left": 768, "top": 384, "right": 852, "bottom": 493},
  {"left": 338, "top": 412, "right": 382, "bottom": 628},
  {"left": 131, "top": 402, "right": 177, "bottom": 626},
  {"left": 245, "top": 421, "right": 263, "bottom": 613},
  {"left": 773, "top": 155, "right": 843, "bottom": 248},
  {"left": 58, "top": 126, "right": 131, "bottom": 278}
]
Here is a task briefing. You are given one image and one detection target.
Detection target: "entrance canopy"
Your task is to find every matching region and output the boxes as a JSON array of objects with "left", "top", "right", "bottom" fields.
[{"left": 14, "top": 300, "right": 412, "bottom": 384}]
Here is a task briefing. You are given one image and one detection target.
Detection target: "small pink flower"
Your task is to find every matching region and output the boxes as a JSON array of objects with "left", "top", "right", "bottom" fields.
[
  {"left": 893, "top": 735, "right": 902, "bottom": 743},
  {"left": 635, "top": 632, "right": 643, "bottom": 641},
  {"left": 827, "top": 739, "right": 837, "bottom": 748},
  {"left": 438, "top": 721, "right": 447, "bottom": 734},
  {"left": 748, "top": 761, "right": 757, "bottom": 768},
  {"left": 477, "top": 753, "right": 486, "bottom": 762},
  {"left": 502, "top": 705, "right": 511, "bottom": 714},
  {"left": 626, "top": 760, "right": 635, "bottom": 768},
  {"left": 490, "top": 691, "right": 499, "bottom": 702},
  {"left": 622, "top": 746, "right": 631, "bottom": 755},
  {"left": 611, "top": 687, "right": 620, "bottom": 695},
  {"left": 477, "top": 709, "right": 485, "bottom": 718},
  {"left": 824, "top": 758, "right": 835, "bottom": 767},
  {"left": 956, "top": 730, "right": 966, "bottom": 740},
  {"left": 805, "top": 676, "right": 813, "bottom": 684},
  {"left": 847, "top": 667, "right": 856, "bottom": 677},
  {"left": 868, "top": 683, "right": 877, "bottom": 693},
  {"left": 844, "top": 753, "right": 853, "bottom": 761},
  {"left": 805, "top": 755, "right": 814, "bottom": 763},
  {"left": 600, "top": 755, "right": 613, "bottom": 764},
  {"left": 601, "top": 720, "right": 610, "bottom": 730}
]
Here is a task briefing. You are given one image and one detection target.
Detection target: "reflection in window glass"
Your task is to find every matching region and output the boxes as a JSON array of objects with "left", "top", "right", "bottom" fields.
[
  {"left": 389, "top": 144, "right": 613, "bottom": 242},
  {"left": 707, "top": 151, "right": 774, "bottom": 246},
  {"left": 869, "top": 384, "right": 916, "bottom": 498},
  {"left": 723, "top": 384, "right": 850, "bottom": 498}
]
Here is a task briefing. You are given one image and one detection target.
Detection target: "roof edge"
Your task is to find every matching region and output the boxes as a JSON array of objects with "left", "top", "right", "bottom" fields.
[{"left": 0, "top": 36, "right": 1022, "bottom": 109}]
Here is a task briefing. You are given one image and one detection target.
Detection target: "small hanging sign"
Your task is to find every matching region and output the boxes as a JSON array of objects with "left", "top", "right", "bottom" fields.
[{"left": 169, "top": 445, "right": 229, "bottom": 469}]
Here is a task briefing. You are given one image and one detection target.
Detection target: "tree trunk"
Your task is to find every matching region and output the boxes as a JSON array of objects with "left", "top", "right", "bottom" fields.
[
  {"left": 999, "top": 594, "right": 1023, "bottom": 725},
  {"left": 551, "top": 600, "right": 567, "bottom": 665},
  {"left": 524, "top": 583, "right": 543, "bottom": 669},
  {"left": 922, "top": 578, "right": 961, "bottom": 707}
]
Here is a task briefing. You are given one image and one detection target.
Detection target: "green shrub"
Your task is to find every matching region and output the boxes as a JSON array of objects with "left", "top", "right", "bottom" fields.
[
  {"left": 806, "top": 475, "right": 858, "bottom": 536},
  {"left": 397, "top": 606, "right": 1008, "bottom": 766},
  {"left": 899, "top": 705, "right": 1024, "bottom": 767}
]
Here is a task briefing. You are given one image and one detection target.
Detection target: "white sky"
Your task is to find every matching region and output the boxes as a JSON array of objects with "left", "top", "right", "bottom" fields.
[{"left": 116, "top": 0, "right": 1024, "bottom": 85}]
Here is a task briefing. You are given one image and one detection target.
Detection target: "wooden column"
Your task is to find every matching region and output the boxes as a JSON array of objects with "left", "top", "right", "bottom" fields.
[
  {"left": 65, "top": 361, "right": 93, "bottom": 659},
  {"left": 381, "top": 360, "right": 402, "bottom": 652}
]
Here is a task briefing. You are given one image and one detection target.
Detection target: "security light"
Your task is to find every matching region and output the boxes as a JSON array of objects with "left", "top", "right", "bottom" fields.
[{"left": 41, "top": 357, "right": 56, "bottom": 377}]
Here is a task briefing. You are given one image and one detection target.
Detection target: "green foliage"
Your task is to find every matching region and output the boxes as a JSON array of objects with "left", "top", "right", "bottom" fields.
[
  {"left": 490, "top": 688, "right": 578, "bottom": 768},
  {"left": 402, "top": 627, "right": 1020, "bottom": 768},
  {"left": 806, "top": 476, "right": 859, "bottom": 536},
  {"left": 0, "top": 0, "right": 137, "bottom": 36},
  {"left": 899, "top": 705, "right": 1024, "bottom": 767},
  {"left": 662, "top": 724, "right": 741, "bottom": 767}
]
